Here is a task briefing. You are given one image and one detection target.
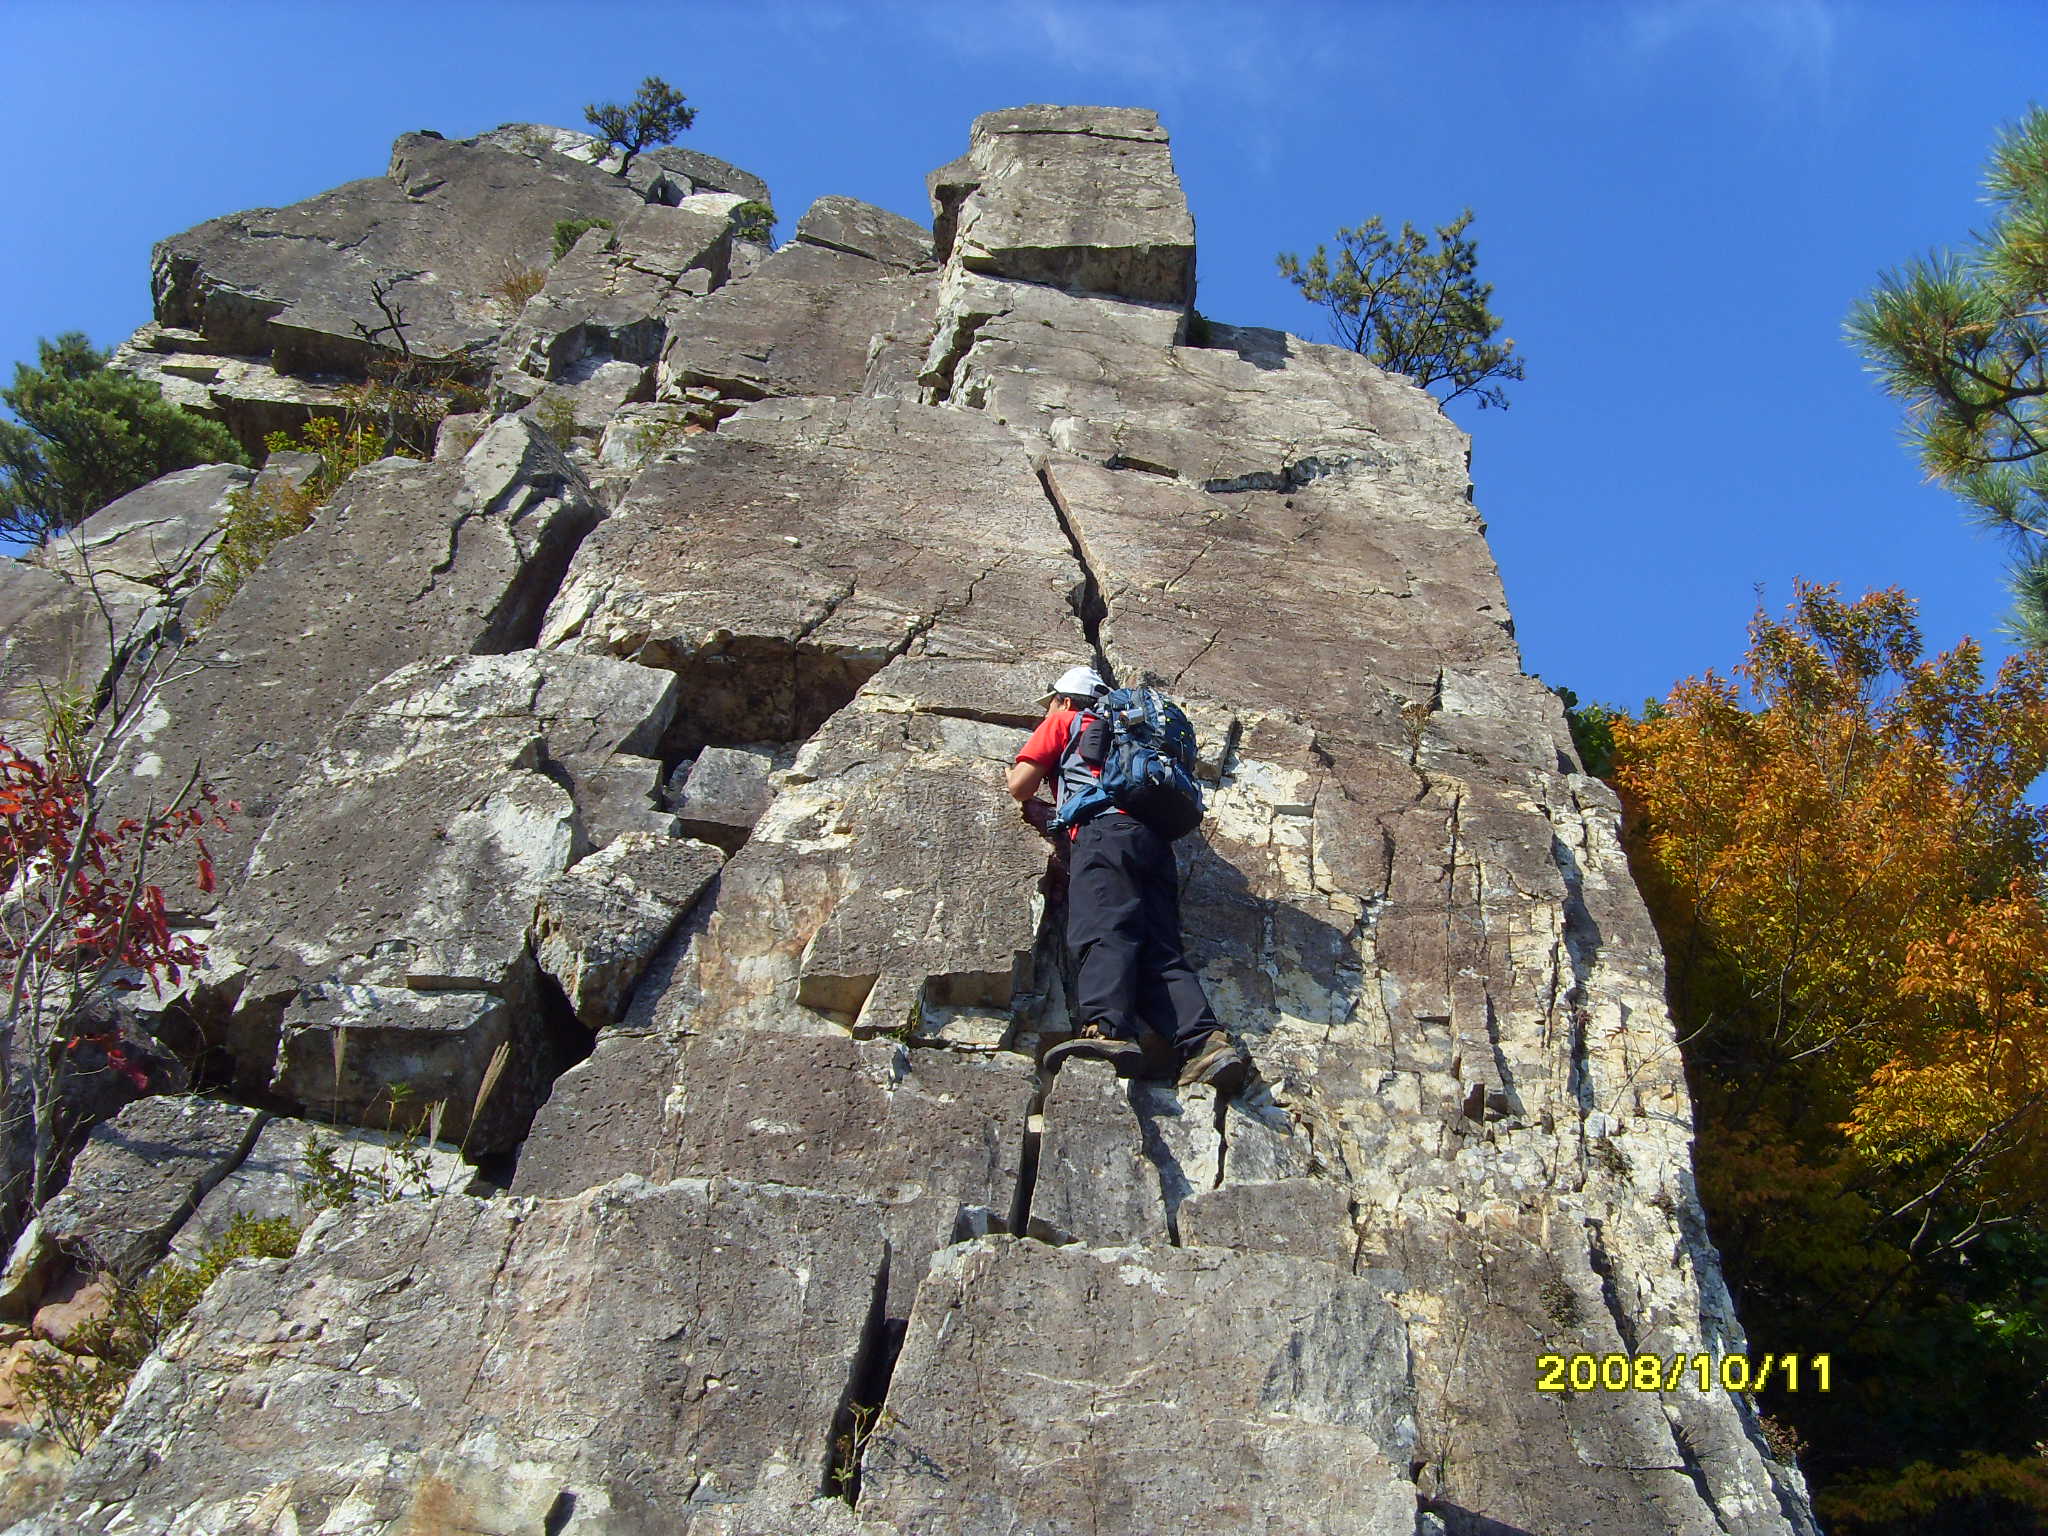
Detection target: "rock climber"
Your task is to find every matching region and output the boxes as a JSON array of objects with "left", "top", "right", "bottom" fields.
[{"left": 1006, "top": 664, "right": 1252, "bottom": 1095}]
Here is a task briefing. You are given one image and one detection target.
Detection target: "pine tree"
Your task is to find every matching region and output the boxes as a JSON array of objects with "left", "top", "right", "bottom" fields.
[
  {"left": 1277, "top": 210, "right": 1524, "bottom": 411},
  {"left": 0, "top": 334, "right": 247, "bottom": 546},
  {"left": 583, "top": 77, "right": 697, "bottom": 178},
  {"left": 1850, "top": 106, "right": 2048, "bottom": 647}
]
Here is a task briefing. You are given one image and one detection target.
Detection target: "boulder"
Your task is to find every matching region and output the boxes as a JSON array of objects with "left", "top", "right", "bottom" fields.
[
  {"left": 206, "top": 649, "right": 678, "bottom": 1152},
  {"left": 1177, "top": 1176, "right": 1355, "bottom": 1263},
  {"left": 932, "top": 105, "right": 1196, "bottom": 306},
  {"left": 0, "top": 459, "right": 256, "bottom": 756},
  {"left": 539, "top": 395, "right": 1086, "bottom": 756},
  {"left": 793, "top": 195, "right": 934, "bottom": 271},
  {"left": 27, "top": 463, "right": 248, "bottom": 593},
  {"left": 492, "top": 197, "right": 745, "bottom": 417},
  {"left": 1027, "top": 1061, "right": 1170, "bottom": 1246},
  {"left": 100, "top": 415, "right": 604, "bottom": 916},
  {"left": 30, "top": 1178, "right": 889, "bottom": 1535},
  {"left": 531, "top": 832, "right": 725, "bottom": 1029},
  {"left": 858, "top": 1237, "right": 1420, "bottom": 1534},
  {"left": 669, "top": 744, "right": 780, "bottom": 850},
  {"left": 149, "top": 130, "right": 655, "bottom": 373},
  {"left": 39, "top": 1096, "right": 266, "bottom": 1284},
  {"left": 0, "top": 561, "right": 148, "bottom": 757},
  {"left": 656, "top": 244, "right": 937, "bottom": 410},
  {"left": 471, "top": 122, "right": 772, "bottom": 207},
  {"left": 519, "top": 1032, "right": 1034, "bottom": 1322}
]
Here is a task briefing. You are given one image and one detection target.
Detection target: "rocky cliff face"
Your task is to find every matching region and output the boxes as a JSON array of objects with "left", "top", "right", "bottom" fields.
[{"left": 0, "top": 108, "right": 1817, "bottom": 1535}]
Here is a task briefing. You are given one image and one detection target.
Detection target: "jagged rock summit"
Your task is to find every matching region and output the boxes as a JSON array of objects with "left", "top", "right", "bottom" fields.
[{"left": 0, "top": 106, "right": 1819, "bottom": 1535}]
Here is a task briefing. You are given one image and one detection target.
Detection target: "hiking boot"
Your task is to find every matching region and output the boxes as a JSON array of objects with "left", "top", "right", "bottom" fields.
[
  {"left": 1044, "top": 1021, "right": 1145, "bottom": 1078},
  {"left": 1177, "top": 1030, "right": 1251, "bottom": 1096}
]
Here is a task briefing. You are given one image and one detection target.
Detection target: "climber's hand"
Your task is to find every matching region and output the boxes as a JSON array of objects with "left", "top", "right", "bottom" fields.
[{"left": 1021, "top": 798, "right": 1055, "bottom": 835}]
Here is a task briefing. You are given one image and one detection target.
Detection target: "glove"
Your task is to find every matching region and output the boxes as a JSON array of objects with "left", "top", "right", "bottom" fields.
[{"left": 1021, "top": 798, "right": 1056, "bottom": 835}]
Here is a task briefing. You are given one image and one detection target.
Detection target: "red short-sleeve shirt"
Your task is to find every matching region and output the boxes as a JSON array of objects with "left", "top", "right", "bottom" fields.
[{"left": 1014, "top": 704, "right": 1077, "bottom": 773}]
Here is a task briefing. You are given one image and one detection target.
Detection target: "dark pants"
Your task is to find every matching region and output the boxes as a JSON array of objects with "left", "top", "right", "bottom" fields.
[{"left": 1066, "top": 813, "right": 1219, "bottom": 1053}]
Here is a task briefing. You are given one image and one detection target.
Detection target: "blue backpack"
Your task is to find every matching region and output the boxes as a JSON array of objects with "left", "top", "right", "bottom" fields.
[{"left": 1051, "top": 686, "right": 1205, "bottom": 839}]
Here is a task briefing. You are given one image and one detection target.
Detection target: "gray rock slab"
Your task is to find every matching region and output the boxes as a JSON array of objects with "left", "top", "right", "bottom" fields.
[
  {"left": 1028, "top": 1061, "right": 1168, "bottom": 1246},
  {"left": 624, "top": 669, "right": 1064, "bottom": 1049},
  {"left": 935, "top": 105, "right": 1194, "bottom": 306},
  {"left": 672, "top": 744, "right": 778, "bottom": 850},
  {"left": 532, "top": 832, "right": 724, "bottom": 1028},
  {"left": 168, "top": 1116, "right": 473, "bottom": 1263},
  {"left": 509, "top": 1025, "right": 685, "bottom": 1196},
  {"left": 207, "top": 649, "right": 677, "bottom": 1151},
  {"left": 1178, "top": 1177, "right": 1355, "bottom": 1263},
  {"left": 656, "top": 243, "right": 936, "bottom": 406},
  {"left": 653, "top": 1032, "right": 1035, "bottom": 1318},
  {"left": 472, "top": 121, "right": 772, "bottom": 207},
  {"left": 1222, "top": 1090, "right": 1313, "bottom": 1181},
  {"left": 110, "top": 328, "right": 355, "bottom": 454},
  {"left": 1131, "top": 1079, "right": 1220, "bottom": 1234},
  {"left": 102, "top": 416, "right": 603, "bottom": 919},
  {"left": 40, "top": 1097, "right": 266, "bottom": 1284},
  {"left": 859, "top": 1236, "right": 1419, "bottom": 1534},
  {"left": 794, "top": 195, "right": 933, "bottom": 271},
  {"left": 151, "top": 130, "right": 654, "bottom": 371},
  {"left": 493, "top": 201, "right": 740, "bottom": 412},
  {"left": 28, "top": 464, "right": 249, "bottom": 591},
  {"left": 0, "top": 561, "right": 148, "bottom": 756},
  {"left": 575, "top": 754, "right": 682, "bottom": 847},
  {"left": 35, "top": 1177, "right": 888, "bottom": 1535},
  {"left": 539, "top": 395, "right": 1085, "bottom": 756},
  {"left": 1044, "top": 452, "right": 1519, "bottom": 743},
  {"left": 929, "top": 271, "right": 1472, "bottom": 512}
]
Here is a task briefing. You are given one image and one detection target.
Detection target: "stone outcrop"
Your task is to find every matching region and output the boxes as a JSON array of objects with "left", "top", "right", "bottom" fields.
[
  {"left": 1, "top": 104, "right": 1819, "bottom": 1536},
  {"left": 103, "top": 414, "right": 602, "bottom": 916},
  {"left": 0, "top": 464, "right": 248, "bottom": 752},
  {"left": 117, "top": 124, "right": 774, "bottom": 453}
]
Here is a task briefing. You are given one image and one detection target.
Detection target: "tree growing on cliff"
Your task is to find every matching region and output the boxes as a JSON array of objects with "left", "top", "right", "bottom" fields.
[
  {"left": 584, "top": 76, "right": 696, "bottom": 178},
  {"left": 1851, "top": 106, "right": 2048, "bottom": 648},
  {"left": 0, "top": 334, "right": 248, "bottom": 546},
  {"left": 1276, "top": 210, "right": 1524, "bottom": 410}
]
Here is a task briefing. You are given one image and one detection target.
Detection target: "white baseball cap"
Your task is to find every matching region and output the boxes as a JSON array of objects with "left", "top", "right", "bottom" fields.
[{"left": 1036, "top": 665, "right": 1107, "bottom": 704}]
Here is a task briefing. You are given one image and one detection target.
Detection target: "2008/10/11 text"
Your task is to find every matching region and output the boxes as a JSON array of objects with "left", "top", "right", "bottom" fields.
[{"left": 1536, "top": 1353, "right": 1832, "bottom": 1393}]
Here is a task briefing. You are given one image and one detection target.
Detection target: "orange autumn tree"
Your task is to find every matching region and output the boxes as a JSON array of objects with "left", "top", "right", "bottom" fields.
[{"left": 1611, "top": 582, "right": 2048, "bottom": 1532}]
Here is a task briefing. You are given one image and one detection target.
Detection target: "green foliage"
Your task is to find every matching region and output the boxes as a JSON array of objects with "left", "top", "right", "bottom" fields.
[
  {"left": 27, "top": 678, "right": 97, "bottom": 778},
  {"left": 552, "top": 216, "right": 615, "bottom": 261},
  {"left": 531, "top": 393, "right": 580, "bottom": 450},
  {"left": 1851, "top": 105, "right": 2048, "bottom": 648},
  {"left": 730, "top": 200, "right": 776, "bottom": 245},
  {"left": 300, "top": 1130, "right": 441, "bottom": 1211},
  {"left": 0, "top": 333, "right": 248, "bottom": 545},
  {"left": 583, "top": 76, "right": 696, "bottom": 177},
  {"left": 1276, "top": 211, "right": 1524, "bottom": 411},
  {"left": 195, "top": 416, "right": 389, "bottom": 628},
  {"left": 1549, "top": 685, "right": 1661, "bottom": 780},
  {"left": 18, "top": 1214, "right": 302, "bottom": 1452}
]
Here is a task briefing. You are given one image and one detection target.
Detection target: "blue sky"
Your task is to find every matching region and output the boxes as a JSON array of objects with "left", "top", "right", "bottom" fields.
[{"left": 4, "top": 1, "right": 2045, "bottom": 713}]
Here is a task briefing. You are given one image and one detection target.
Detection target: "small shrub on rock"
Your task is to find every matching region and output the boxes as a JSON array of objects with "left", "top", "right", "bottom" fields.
[
  {"left": 532, "top": 393, "right": 580, "bottom": 450},
  {"left": 197, "top": 416, "right": 388, "bottom": 627},
  {"left": 552, "top": 216, "right": 615, "bottom": 261},
  {"left": 492, "top": 260, "right": 547, "bottom": 311},
  {"left": 18, "top": 1214, "right": 301, "bottom": 1452},
  {"left": 731, "top": 201, "right": 776, "bottom": 245}
]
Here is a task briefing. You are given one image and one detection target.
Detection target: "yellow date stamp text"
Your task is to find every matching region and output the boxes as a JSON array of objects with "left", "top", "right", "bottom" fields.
[{"left": 1536, "top": 1352, "right": 1831, "bottom": 1394}]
